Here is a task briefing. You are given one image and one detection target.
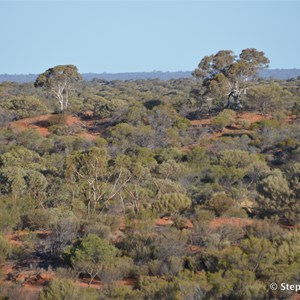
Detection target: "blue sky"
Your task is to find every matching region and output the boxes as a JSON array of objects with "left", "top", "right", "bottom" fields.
[{"left": 0, "top": 1, "right": 299, "bottom": 74}]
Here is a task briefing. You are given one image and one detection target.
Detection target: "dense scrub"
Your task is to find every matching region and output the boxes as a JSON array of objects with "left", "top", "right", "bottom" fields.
[{"left": 0, "top": 75, "right": 299, "bottom": 300}]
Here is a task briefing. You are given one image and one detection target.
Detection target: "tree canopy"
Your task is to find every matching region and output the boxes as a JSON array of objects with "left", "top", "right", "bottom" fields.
[
  {"left": 193, "top": 48, "right": 269, "bottom": 110},
  {"left": 34, "top": 65, "right": 82, "bottom": 112}
]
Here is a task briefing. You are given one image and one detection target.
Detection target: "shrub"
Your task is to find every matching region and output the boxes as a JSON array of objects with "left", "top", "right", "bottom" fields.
[
  {"left": 47, "top": 114, "right": 68, "bottom": 127},
  {"left": 94, "top": 98, "right": 128, "bottom": 119},
  {"left": 65, "top": 234, "right": 118, "bottom": 286},
  {"left": 48, "top": 125, "right": 69, "bottom": 135},
  {"left": 21, "top": 208, "right": 51, "bottom": 230},
  {"left": 172, "top": 117, "right": 191, "bottom": 130},
  {"left": 138, "top": 276, "right": 179, "bottom": 299},
  {"left": 211, "top": 109, "right": 236, "bottom": 131},
  {"left": 236, "top": 119, "right": 251, "bottom": 129},
  {"left": 152, "top": 193, "right": 192, "bottom": 215},
  {"left": 0, "top": 199, "right": 20, "bottom": 232},
  {"left": 173, "top": 216, "right": 189, "bottom": 230},
  {"left": 0, "top": 234, "right": 12, "bottom": 264},
  {"left": 205, "top": 193, "right": 237, "bottom": 217},
  {"left": 292, "top": 100, "right": 300, "bottom": 116},
  {"left": 39, "top": 278, "right": 79, "bottom": 300},
  {"left": 1, "top": 96, "right": 48, "bottom": 120}
]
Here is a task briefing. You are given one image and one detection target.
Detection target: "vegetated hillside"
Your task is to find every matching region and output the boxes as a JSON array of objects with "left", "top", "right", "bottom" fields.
[
  {"left": 0, "top": 75, "right": 300, "bottom": 300},
  {"left": 1, "top": 68, "right": 300, "bottom": 83}
]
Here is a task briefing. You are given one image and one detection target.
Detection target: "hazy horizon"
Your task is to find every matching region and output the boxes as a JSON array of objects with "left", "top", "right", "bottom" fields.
[{"left": 1, "top": 67, "right": 300, "bottom": 76}]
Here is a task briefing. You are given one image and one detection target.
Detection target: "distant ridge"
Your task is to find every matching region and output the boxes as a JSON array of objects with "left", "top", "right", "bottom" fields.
[{"left": 1, "top": 69, "right": 300, "bottom": 83}]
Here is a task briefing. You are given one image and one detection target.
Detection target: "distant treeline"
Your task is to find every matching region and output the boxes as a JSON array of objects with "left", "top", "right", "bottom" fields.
[{"left": 1, "top": 69, "right": 300, "bottom": 83}]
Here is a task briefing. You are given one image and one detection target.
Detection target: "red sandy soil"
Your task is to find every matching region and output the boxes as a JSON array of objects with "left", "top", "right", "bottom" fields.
[
  {"left": 9, "top": 114, "right": 52, "bottom": 137},
  {"left": 237, "top": 112, "right": 271, "bottom": 123},
  {"left": 190, "top": 112, "right": 271, "bottom": 128},
  {"left": 1, "top": 270, "right": 54, "bottom": 300},
  {"left": 5, "top": 230, "right": 51, "bottom": 246},
  {"left": 122, "top": 216, "right": 257, "bottom": 231},
  {"left": 189, "top": 245, "right": 205, "bottom": 253},
  {"left": 191, "top": 118, "right": 211, "bottom": 126},
  {"left": 155, "top": 217, "right": 193, "bottom": 229},
  {"left": 8, "top": 111, "right": 290, "bottom": 145},
  {"left": 65, "top": 115, "right": 80, "bottom": 126},
  {"left": 118, "top": 217, "right": 126, "bottom": 231},
  {"left": 209, "top": 217, "right": 255, "bottom": 229},
  {"left": 286, "top": 114, "right": 299, "bottom": 124},
  {"left": 118, "top": 216, "right": 193, "bottom": 232},
  {"left": 155, "top": 217, "right": 174, "bottom": 226},
  {"left": 185, "top": 219, "right": 194, "bottom": 229},
  {"left": 1, "top": 266, "right": 135, "bottom": 298},
  {"left": 2, "top": 264, "right": 15, "bottom": 276},
  {"left": 8, "top": 113, "right": 101, "bottom": 139},
  {"left": 183, "top": 112, "right": 273, "bottom": 150},
  {"left": 75, "top": 278, "right": 136, "bottom": 289}
]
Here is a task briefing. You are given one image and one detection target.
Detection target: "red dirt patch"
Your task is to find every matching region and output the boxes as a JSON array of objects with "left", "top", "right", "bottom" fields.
[
  {"left": 209, "top": 217, "right": 255, "bottom": 229},
  {"left": 1, "top": 264, "right": 15, "bottom": 276},
  {"left": 190, "top": 112, "right": 270, "bottom": 128},
  {"left": 156, "top": 217, "right": 174, "bottom": 226},
  {"left": 9, "top": 114, "right": 52, "bottom": 137},
  {"left": 189, "top": 245, "right": 204, "bottom": 253},
  {"left": 185, "top": 219, "right": 194, "bottom": 229},
  {"left": 8, "top": 114, "right": 102, "bottom": 139},
  {"left": 191, "top": 119, "right": 211, "bottom": 126},
  {"left": 75, "top": 279, "right": 103, "bottom": 289},
  {"left": 6, "top": 230, "right": 51, "bottom": 243},
  {"left": 237, "top": 112, "right": 271, "bottom": 123},
  {"left": 75, "top": 277, "right": 136, "bottom": 289},
  {"left": 5, "top": 230, "right": 51, "bottom": 250},
  {"left": 155, "top": 217, "right": 193, "bottom": 229},
  {"left": 65, "top": 115, "right": 80, "bottom": 126}
]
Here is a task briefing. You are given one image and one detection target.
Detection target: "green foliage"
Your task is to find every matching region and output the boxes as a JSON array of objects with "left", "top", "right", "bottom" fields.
[
  {"left": 1, "top": 96, "right": 48, "bottom": 119},
  {"left": 98, "top": 284, "right": 136, "bottom": 300},
  {"left": 0, "top": 234, "right": 12, "bottom": 264},
  {"left": 257, "top": 167, "right": 300, "bottom": 223},
  {"left": 47, "top": 114, "right": 68, "bottom": 126},
  {"left": 118, "top": 234, "right": 155, "bottom": 264},
  {"left": 259, "top": 169, "right": 291, "bottom": 203},
  {"left": 94, "top": 98, "right": 128, "bottom": 119},
  {"left": 21, "top": 208, "right": 51, "bottom": 230},
  {"left": 187, "top": 146, "right": 209, "bottom": 168},
  {"left": 292, "top": 98, "right": 300, "bottom": 116},
  {"left": 0, "top": 147, "right": 47, "bottom": 205},
  {"left": 216, "top": 149, "right": 256, "bottom": 168},
  {"left": 193, "top": 48, "right": 269, "bottom": 110},
  {"left": 48, "top": 125, "right": 69, "bottom": 135},
  {"left": 205, "top": 193, "right": 237, "bottom": 217},
  {"left": 1, "top": 62, "right": 300, "bottom": 300},
  {"left": 237, "top": 118, "right": 252, "bottom": 129},
  {"left": 35, "top": 64, "right": 82, "bottom": 112},
  {"left": 66, "top": 234, "right": 118, "bottom": 285},
  {"left": 39, "top": 278, "right": 79, "bottom": 300},
  {"left": 138, "top": 276, "right": 180, "bottom": 300},
  {"left": 154, "top": 147, "right": 184, "bottom": 163},
  {"left": 247, "top": 83, "right": 294, "bottom": 114},
  {"left": 0, "top": 197, "right": 21, "bottom": 231},
  {"left": 152, "top": 193, "right": 192, "bottom": 215},
  {"left": 211, "top": 109, "right": 236, "bottom": 131},
  {"left": 172, "top": 117, "right": 191, "bottom": 130},
  {"left": 144, "top": 99, "right": 163, "bottom": 110}
]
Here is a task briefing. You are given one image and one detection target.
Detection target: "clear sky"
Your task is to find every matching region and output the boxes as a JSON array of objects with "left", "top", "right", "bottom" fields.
[{"left": 0, "top": 1, "right": 299, "bottom": 74}]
